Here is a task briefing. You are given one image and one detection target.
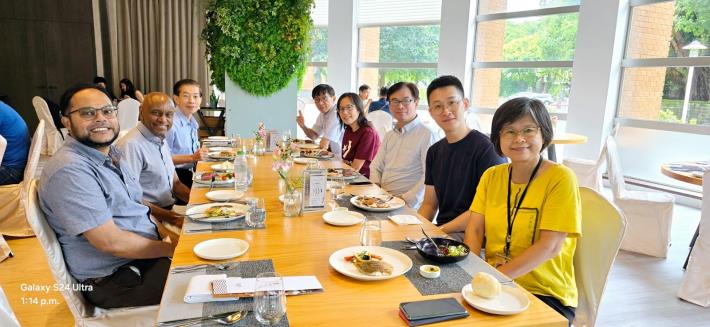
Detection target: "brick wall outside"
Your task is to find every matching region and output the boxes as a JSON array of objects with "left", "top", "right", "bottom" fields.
[
  {"left": 472, "top": 0, "right": 507, "bottom": 108},
  {"left": 618, "top": 1, "right": 676, "bottom": 120},
  {"left": 359, "top": 27, "right": 381, "bottom": 94}
]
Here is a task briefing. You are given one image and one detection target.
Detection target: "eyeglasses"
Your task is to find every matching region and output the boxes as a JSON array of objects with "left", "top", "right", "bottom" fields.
[
  {"left": 500, "top": 126, "right": 540, "bottom": 140},
  {"left": 430, "top": 99, "right": 462, "bottom": 114},
  {"left": 66, "top": 105, "right": 117, "bottom": 120},
  {"left": 313, "top": 96, "right": 331, "bottom": 103},
  {"left": 338, "top": 105, "right": 356, "bottom": 112},
  {"left": 390, "top": 98, "right": 415, "bottom": 107},
  {"left": 149, "top": 109, "right": 175, "bottom": 119}
]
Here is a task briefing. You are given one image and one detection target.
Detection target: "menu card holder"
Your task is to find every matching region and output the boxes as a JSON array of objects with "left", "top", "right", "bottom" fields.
[{"left": 302, "top": 166, "right": 327, "bottom": 212}]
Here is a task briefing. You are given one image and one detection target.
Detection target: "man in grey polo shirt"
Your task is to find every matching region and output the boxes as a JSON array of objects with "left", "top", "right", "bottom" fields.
[
  {"left": 39, "top": 84, "right": 176, "bottom": 308},
  {"left": 296, "top": 84, "right": 343, "bottom": 158},
  {"left": 116, "top": 92, "right": 190, "bottom": 227}
]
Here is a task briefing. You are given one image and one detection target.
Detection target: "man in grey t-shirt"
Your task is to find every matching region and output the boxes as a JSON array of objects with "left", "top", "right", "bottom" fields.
[
  {"left": 116, "top": 92, "right": 190, "bottom": 227},
  {"left": 39, "top": 84, "right": 176, "bottom": 308}
]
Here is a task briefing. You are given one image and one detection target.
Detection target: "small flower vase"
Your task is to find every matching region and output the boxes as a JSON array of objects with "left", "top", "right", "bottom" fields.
[
  {"left": 283, "top": 189, "right": 302, "bottom": 217},
  {"left": 254, "top": 139, "right": 266, "bottom": 156}
]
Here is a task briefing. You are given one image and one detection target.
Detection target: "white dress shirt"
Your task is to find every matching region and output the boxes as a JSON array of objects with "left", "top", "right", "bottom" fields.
[
  {"left": 369, "top": 116, "right": 438, "bottom": 209},
  {"left": 311, "top": 106, "right": 343, "bottom": 158}
]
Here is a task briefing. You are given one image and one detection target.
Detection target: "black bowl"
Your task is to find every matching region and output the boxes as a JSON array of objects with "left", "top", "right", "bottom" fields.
[{"left": 415, "top": 237, "right": 470, "bottom": 264}]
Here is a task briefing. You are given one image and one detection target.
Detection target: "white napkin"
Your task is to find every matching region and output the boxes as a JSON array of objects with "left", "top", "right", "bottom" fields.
[
  {"left": 389, "top": 214, "right": 423, "bottom": 225},
  {"left": 183, "top": 274, "right": 238, "bottom": 303}
]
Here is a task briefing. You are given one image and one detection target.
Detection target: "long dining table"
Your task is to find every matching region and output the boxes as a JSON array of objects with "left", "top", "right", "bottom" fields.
[{"left": 157, "top": 154, "right": 567, "bottom": 326}]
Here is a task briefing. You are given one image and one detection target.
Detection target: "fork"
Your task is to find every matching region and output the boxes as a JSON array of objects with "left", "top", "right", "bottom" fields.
[{"left": 170, "top": 262, "right": 239, "bottom": 274}]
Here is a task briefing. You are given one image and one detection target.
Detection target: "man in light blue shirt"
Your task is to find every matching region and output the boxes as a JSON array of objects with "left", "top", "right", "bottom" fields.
[
  {"left": 166, "top": 79, "right": 207, "bottom": 188},
  {"left": 116, "top": 92, "right": 190, "bottom": 227},
  {"left": 369, "top": 82, "right": 438, "bottom": 209},
  {"left": 40, "top": 84, "right": 175, "bottom": 308}
]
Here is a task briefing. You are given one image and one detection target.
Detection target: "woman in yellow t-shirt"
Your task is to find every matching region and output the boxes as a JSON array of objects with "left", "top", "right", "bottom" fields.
[{"left": 442, "top": 97, "right": 581, "bottom": 324}]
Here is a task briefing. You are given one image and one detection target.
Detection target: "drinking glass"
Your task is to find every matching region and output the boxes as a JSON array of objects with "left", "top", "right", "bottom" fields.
[
  {"left": 328, "top": 176, "right": 345, "bottom": 211},
  {"left": 359, "top": 218, "right": 382, "bottom": 246},
  {"left": 246, "top": 197, "right": 266, "bottom": 228},
  {"left": 231, "top": 133, "right": 242, "bottom": 150},
  {"left": 254, "top": 272, "right": 286, "bottom": 326}
]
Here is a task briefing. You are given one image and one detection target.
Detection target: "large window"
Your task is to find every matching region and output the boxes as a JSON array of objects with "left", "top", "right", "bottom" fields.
[
  {"left": 471, "top": 1, "right": 580, "bottom": 114},
  {"left": 357, "top": 0, "right": 441, "bottom": 105},
  {"left": 619, "top": 0, "right": 710, "bottom": 127},
  {"left": 301, "top": 0, "right": 328, "bottom": 94}
]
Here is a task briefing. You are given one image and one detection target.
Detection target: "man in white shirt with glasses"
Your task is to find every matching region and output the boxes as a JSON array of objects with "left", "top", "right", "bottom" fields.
[
  {"left": 369, "top": 82, "right": 438, "bottom": 209},
  {"left": 296, "top": 84, "right": 343, "bottom": 158}
]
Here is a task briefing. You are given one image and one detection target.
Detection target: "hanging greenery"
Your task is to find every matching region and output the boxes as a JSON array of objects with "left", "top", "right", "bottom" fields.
[{"left": 202, "top": 0, "right": 314, "bottom": 96}]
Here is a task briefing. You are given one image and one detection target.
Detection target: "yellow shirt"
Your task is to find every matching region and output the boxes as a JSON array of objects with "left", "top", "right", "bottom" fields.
[{"left": 470, "top": 163, "right": 582, "bottom": 307}]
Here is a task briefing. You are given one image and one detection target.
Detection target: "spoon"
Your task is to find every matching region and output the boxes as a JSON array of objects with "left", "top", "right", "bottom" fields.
[
  {"left": 421, "top": 228, "right": 444, "bottom": 256},
  {"left": 208, "top": 175, "right": 216, "bottom": 192},
  {"left": 160, "top": 310, "right": 247, "bottom": 327}
]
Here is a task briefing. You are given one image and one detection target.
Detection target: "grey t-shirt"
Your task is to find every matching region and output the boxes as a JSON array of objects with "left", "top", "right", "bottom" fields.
[
  {"left": 39, "top": 137, "right": 159, "bottom": 281},
  {"left": 116, "top": 122, "right": 176, "bottom": 208}
]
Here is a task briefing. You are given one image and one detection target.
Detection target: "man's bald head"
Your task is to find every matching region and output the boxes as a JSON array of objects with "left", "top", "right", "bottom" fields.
[{"left": 140, "top": 92, "right": 175, "bottom": 138}]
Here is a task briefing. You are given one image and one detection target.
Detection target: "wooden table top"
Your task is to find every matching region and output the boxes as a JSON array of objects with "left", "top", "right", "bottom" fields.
[
  {"left": 551, "top": 132, "right": 587, "bottom": 145},
  {"left": 661, "top": 162, "right": 705, "bottom": 186},
  {"left": 160, "top": 155, "right": 566, "bottom": 326}
]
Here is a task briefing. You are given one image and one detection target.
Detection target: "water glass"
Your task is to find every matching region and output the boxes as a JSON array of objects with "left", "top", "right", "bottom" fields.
[
  {"left": 283, "top": 190, "right": 302, "bottom": 217},
  {"left": 328, "top": 177, "right": 344, "bottom": 211},
  {"left": 246, "top": 197, "right": 266, "bottom": 228},
  {"left": 360, "top": 218, "right": 382, "bottom": 246},
  {"left": 254, "top": 272, "right": 286, "bottom": 326}
]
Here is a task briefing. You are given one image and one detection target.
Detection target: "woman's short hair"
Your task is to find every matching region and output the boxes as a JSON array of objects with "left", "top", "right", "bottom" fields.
[
  {"left": 490, "top": 97, "right": 554, "bottom": 156},
  {"left": 336, "top": 92, "right": 369, "bottom": 129},
  {"left": 386, "top": 82, "right": 419, "bottom": 101}
]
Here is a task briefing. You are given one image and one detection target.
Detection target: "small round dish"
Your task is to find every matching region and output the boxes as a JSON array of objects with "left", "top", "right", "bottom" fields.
[
  {"left": 419, "top": 265, "right": 441, "bottom": 278},
  {"left": 322, "top": 210, "right": 365, "bottom": 226},
  {"left": 205, "top": 190, "right": 244, "bottom": 202},
  {"left": 193, "top": 238, "right": 249, "bottom": 260},
  {"left": 294, "top": 157, "right": 318, "bottom": 165}
]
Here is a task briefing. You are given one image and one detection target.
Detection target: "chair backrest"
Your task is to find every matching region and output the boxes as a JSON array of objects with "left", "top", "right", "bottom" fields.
[
  {"left": 117, "top": 98, "right": 141, "bottom": 132},
  {"left": 24, "top": 120, "right": 45, "bottom": 184},
  {"left": 32, "top": 96, "right": 64, "bottom": 155},
  {"left": 367, "top": 110, "right": 393, "bottom": 142},
  {"left": 574, "top": 186, "right": 627, "bottom": 327},
  {"left": 604, "top": 136, "right": 626, "bottom": 199},
  {"left": 0, "top": 135, "right": 6, "bottom": 166},
  {"left": 24, "top": 179, "right": 95, "bottom": 320}
]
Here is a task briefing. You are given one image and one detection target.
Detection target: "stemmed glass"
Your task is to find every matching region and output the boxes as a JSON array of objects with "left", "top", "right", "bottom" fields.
[{"left": 254, "top": 272, "right": 286, "bottom": 326}]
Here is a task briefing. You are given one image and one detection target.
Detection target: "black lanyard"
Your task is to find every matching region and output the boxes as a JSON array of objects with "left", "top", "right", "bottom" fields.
[{"left": 505, "top": 156, "right": 543, "bottom": 257}]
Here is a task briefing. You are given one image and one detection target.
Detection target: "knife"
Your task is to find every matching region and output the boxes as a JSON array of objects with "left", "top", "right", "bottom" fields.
[
  {"left": 157, "top": 310, "right": 251, "bottom": 326},
  {"left": 185, "top": 226, "right": 243, "bottom": 233}
]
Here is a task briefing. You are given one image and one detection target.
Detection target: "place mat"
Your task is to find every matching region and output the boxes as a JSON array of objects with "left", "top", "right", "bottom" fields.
[
  {"left": 182, "top": 203, "right": 264, "bottom": 234},
  {"left": 158, "top": 259, "right": 289, "bottom": 326},
  {"left": 335, "top": 194, "right": 412, "bottom": 220},
  {"left": 346, "top": 174, "right": 371, "bottom": 184},
  {"left": 380, "top": 241, "right": 512, "bottom": 296},
  {"left": 667, "top": 163, "right": 708, "bottom": 172}
]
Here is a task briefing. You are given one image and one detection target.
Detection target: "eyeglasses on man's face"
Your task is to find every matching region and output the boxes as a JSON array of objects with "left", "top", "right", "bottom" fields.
[
  {"left": 499, "top": 126, "right": 540, "bottom": 140},
  {"left": 66, "top": 105, "right": 117, "bottom": 121},
  {"left": 429, "top": 99, "right": 462, "bottom": 114},
  {"left": 390, "top": 98, "right": 415, "bottom": 107}
]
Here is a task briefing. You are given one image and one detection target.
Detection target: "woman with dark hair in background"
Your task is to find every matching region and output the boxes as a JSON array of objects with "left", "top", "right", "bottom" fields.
[
  {"left": 93, "top": 76, "right": 117, "bottom": 101},
  {"left": 336, "top": 92, "right": 380, "bottom": 178},
  {"left": 119, "top": 78, "right": 144, "bottom": 103}
]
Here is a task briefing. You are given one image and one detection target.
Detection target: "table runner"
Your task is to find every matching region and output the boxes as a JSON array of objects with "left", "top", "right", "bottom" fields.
[
  {"left": 158, "top": 259, "right": 289, "bottom": 326},
  {"left": 380, "top": 241, "right": 513, "bottom": 296}
]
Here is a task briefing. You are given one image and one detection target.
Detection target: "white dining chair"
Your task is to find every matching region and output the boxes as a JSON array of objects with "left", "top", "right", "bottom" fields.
[
  {"left": 677, "top": 169, "right": 710, "bottom": 307},
  {"left": 24, "top": 179, "right": 158, "bottom": 327},
  {"left": 0, "top": 235, "right": 11, "bottom": 263},
  {"left": 0, "top": 286, "right": 20, "bottom": 327},
  {"left": 0, "top": 135, "right": 6, "bottom": 166},
  {"left": 563, "top": 146, "right": 605, "bottom": 192},
  {"left": 574, "top": 187, "right": 626, "bottom": 327},
  {"left": 32, "top": 96, "right": 64, "bottom": 155},
  {"left": 606, "top": 136, "right": 674, "bottom": 257},
  {"left": 117, "top": 98, "right": 141, "bottom": 132},
  {"left": 367, "top": 110, "right": 393, "bottom": 143},
  {"left": 0, "top": 120, "right": 45, "bottom": 237}
]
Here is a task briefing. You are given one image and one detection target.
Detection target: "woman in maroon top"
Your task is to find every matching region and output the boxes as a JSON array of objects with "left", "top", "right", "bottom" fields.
[{"left": 337, "top": 93, "right": 381, "bottom": 178}]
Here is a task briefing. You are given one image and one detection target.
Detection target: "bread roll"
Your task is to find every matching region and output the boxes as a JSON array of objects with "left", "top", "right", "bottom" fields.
[{"left": 471, "top": 272, "right": 502, "bottom": 299}]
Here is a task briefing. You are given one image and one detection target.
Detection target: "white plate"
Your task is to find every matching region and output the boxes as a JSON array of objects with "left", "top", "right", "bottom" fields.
[
  {"left": 461, "top": 283, "right": 530, "bottom": 315},
  {"left": 208, "top": 151, "right": 235, "bottom": 160},
  {"left": 208, "top": 146, "right": 234, "bottom": 152},
  {"left": 350, "top": 195, "right": 406, "bottom": 212},
  {"left": 294, "top": 157, "right": 318, "bottom": 165},
  {"left": 193, "top": 172, "right": 234, "bottom": 185},
  {"left": 208, "top": 136, "right": 229, "bottom": 140},
  {"left": 328, "top": 246, "right": 412, "bottom": 281},
  {"left": 211, "top": 162, "right": 234, "bottom": 172},
  {"left": 322, "top": 210, "right": 365, "bottom": 226},
  {"left": 185, "top": 202, "right": 249, "bottom": 223},
  {"left": 193, "top": 238, "right": 249, "bottom": 260},
  {"left": 205, "top": 190, "right": 244, "bottom": 202}
]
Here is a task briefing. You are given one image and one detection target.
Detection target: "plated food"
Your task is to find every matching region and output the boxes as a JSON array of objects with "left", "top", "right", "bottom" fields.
[
  {"left": 461, "top": 282, "right": 529, "bottom": 315},
  {"left": 471, "top": 272, "right": 501, "bottom": 299},
  {"left": 303, "top": 150, "right": 334, "bottom": 159},
  {"left": 326, "top": 168, "right": 357, "bottom": 180},
  {"left": 415, "top": 237, "right": 470, "bottom": 263},
  {"left": 328, "top": 246, "right": 412, "bottom": 281},
  {"left": 184, "top": 202, "right": 249, "bottom": 223},
  {"left": 350, "top": 195, "right": 405, "bottom": 212},
  {"left": 211, "top": 161, "right": 234, "bottom": 172},
  {"left": 208, "top": 151, "right": 236, "bottom": 160},
  {"left": 194, "top": 171, "right": 234, "bottom": 184}
]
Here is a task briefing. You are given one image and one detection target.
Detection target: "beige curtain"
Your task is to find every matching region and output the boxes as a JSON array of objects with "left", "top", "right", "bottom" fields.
[{"left": 107, "top": 0, "right": 210, "bottom": 101}]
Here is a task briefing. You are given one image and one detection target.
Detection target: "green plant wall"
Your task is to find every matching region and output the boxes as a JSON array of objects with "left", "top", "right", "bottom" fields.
[{"left": 202, "top": 0, "right": 314, "bottom": 96}]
